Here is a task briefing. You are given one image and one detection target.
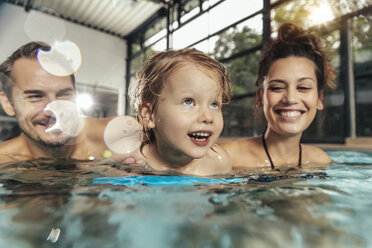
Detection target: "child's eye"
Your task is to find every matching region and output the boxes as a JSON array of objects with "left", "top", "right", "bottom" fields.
[
  {"left": 182, "top": 98, "right": 194, "bottom": 106},
  {"left": 210, "top": 102, "right": 220, "bottom": 110}
]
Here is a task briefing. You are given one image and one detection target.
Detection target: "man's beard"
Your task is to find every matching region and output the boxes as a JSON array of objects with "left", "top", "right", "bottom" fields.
[{"left": 21, "top": 127, "right": 72, "bottom": 149}]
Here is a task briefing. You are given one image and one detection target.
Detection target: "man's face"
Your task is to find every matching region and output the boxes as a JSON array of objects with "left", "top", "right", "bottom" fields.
[{"left": 10, "top": 58, "right": 77, "bottom": 147}]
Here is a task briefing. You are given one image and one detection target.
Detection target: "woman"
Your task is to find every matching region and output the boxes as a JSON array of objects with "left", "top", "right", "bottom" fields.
[{"left": 221, "top": 23, "right": 336, "bottom": 170}]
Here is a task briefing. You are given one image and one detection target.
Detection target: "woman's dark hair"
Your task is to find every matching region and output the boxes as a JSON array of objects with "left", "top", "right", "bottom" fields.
[{"left": 256, "top": 23, "right": 336, "bottom": 92}]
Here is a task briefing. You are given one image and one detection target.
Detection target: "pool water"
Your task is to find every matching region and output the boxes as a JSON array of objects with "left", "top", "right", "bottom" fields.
[{"left": 0, "top": 151, "right": 372, "bottom": 248}]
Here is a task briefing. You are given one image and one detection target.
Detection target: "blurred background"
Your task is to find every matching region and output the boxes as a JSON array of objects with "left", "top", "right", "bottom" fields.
[{"left": 0, "top": 0, "right": 371, "bottom": 144}]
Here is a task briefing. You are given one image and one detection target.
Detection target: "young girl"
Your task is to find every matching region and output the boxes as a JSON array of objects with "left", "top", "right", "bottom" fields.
[
  {"left": 129, "top": 48, "right": 232, "bottom": 176},
  {"left": 221, "top": 23, "right": 336, "bottom": 170}
]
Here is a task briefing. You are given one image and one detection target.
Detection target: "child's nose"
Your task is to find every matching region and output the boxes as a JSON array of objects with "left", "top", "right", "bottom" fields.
[{"left": 198, "top": 106, "right": 213, "bottom": 123}]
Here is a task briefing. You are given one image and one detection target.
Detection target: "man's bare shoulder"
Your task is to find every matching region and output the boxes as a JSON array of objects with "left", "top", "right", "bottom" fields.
[
  {"left": 0, "top": 136, "right": 24, "bottom": 153},
  {"left": 84, "top": 116, "right": 114, "bottom": 140},
  {"left": 85, "top": 116, "right": 114, "bottom": 128},
  {"left": 0, "top": 136, "right": 31, "bottom": 163}
]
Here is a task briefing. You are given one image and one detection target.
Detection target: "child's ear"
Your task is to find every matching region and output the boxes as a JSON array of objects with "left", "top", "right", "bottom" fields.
[
  {"left": 0, "top": 92, "right": 15, "bottom": 116},
  {"left": 255, "top": 89, "right": 263, "bottom": 108},
  {"left": 317, "top": 90, "right": 324, "bottom": 110},
  {"left": 139, "top": 103, "right": 155, "bottom": 129}
]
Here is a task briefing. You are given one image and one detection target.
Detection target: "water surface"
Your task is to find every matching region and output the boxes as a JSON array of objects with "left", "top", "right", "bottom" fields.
[{"left": 0, "top": 151, "right": 371, "bottom": 248}]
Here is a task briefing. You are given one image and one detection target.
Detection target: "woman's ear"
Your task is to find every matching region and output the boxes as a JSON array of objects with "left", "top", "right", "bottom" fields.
[
  {"left": 0, "top": 92, "right": 15, "bottom": 116},
  {"left": 139, "top": 103, "right": 155, "bottom": 129},
  {"left": 255, "top": 89, "right": 263, "bottom": 108},
  {"left": 317, "top": 90, "right": 324, "bottom": 110}
]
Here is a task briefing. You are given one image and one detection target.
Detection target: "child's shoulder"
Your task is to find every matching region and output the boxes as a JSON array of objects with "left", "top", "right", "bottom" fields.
[
  {"left": 210, "top": 144, "right": 232, "bottom": 171},
  {"left": 191, "top": 144, "right": 232, "bottom": 176}
]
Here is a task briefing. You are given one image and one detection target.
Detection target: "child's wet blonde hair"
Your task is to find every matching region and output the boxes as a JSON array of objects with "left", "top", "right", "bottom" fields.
[{"left": 129, "top": 48, "right": 230, "bottom": 147}]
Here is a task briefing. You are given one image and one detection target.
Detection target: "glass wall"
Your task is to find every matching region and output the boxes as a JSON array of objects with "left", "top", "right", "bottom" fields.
[{"left": 353, "top": 14, "right": 372, "bottom": 137}]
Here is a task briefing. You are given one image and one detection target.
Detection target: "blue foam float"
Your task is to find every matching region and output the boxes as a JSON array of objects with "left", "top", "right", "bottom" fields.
[{"left": 93, "top": 175, "right": 244, "bottom": 186}]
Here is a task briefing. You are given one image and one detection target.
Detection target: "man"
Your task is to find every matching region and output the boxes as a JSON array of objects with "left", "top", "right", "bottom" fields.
[{"left": 0, "top": 42, "right": 114, "bottom": 163}]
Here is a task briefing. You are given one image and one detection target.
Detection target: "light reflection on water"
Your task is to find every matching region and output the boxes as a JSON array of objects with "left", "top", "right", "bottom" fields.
[{"left": 0, "top": 151, "right": 371, "bottom": 248}]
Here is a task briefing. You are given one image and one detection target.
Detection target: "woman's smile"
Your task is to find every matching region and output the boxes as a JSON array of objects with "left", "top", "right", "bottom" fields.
[{"left": 261, "top": 56, "right": 323, "bottom": 136}]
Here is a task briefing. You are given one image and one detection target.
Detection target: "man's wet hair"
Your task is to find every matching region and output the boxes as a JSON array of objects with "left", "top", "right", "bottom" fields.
[{"left": 0, "top": 41, "right": 76, "bottom": 101}]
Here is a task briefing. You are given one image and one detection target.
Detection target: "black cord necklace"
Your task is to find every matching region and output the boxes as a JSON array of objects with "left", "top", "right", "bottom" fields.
[{"left": 262, "top": 130, "right": 302, "bottom": 170}]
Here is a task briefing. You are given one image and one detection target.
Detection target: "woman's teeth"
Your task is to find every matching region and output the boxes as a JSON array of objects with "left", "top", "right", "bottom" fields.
[{"left": 278, "top": 110, "right": 302, "bottom": 117}]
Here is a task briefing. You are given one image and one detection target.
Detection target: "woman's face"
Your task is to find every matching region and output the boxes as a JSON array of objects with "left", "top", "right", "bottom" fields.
[{"left": 259, "top": 56, "right": 324, "bottom": 137}]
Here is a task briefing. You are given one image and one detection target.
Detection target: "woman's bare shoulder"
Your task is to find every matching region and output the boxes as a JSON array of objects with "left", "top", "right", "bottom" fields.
[
  {"left": 302, "top": 144, "right": 331, "bottom": 165},
  {"left": 219, "top": 137, "right": 264, "bottom": 168},
  {"left": 86, "top": 116, "right": 114, "bottom": 128},
  {"left": 219, "top": 137, "right": 259, "bottom": 154}
]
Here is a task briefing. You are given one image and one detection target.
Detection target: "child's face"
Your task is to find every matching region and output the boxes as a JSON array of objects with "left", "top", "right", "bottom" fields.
[
  {"left": 150, "top": 64, "right": 224, "bottom": 159},
  {"left": 260, "top": 56, "right": 323, "bottom": 136}
]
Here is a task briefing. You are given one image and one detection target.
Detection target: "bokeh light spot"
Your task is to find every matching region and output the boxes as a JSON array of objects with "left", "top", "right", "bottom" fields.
[
  {"left": 37, "top": 40, "right": 82, "bottom": 77},
  {"left": 77, "top": 93, "right": 94, "bottom": 111},
  {"left": 102, "top": 150, "right": 113, "bottom": 159},
  {"left": 24, "top": 8, "right": 66, "bottom": 44},
  {"left": 309, "top": 3, "right": 334, "bottom": 26},
  {"left": 104, "top": 116, "right": 142, "bottom": 154},
  {"left": 44, "top": 100, "right": 84, "bottom": 137}
]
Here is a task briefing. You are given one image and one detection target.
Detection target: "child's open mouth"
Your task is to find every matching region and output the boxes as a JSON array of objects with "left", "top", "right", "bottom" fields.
[{"left": 188, "top": 131, "right": 211, "bottom": 146}]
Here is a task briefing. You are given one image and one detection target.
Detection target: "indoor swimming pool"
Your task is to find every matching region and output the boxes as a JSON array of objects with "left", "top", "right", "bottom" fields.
[{"left": 0, "top": 150, "right": 371, "bottom": 248}]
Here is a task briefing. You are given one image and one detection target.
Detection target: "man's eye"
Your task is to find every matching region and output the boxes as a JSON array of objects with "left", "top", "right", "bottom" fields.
[
  {"left": 59, "top": 93, "right": 74, "bottom": 99},
  {"left": 183, "top": 98, "right": 194, "bottom": 106},
  {"left": 27, "top": 95, "right": 42, "bottom": 100},
  {"left": 210, "top": 102, "right": 220, "bottom": 109}
]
